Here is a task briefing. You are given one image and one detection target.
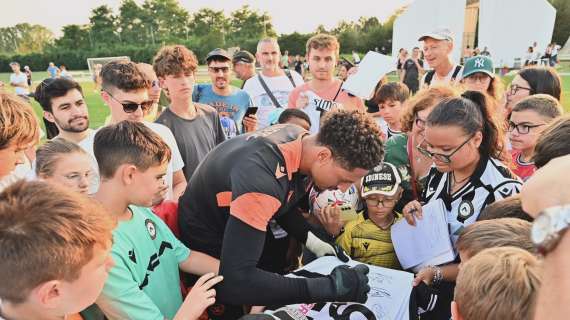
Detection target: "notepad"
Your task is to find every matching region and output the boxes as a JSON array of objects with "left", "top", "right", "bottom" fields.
[
  {"left": 341, "top": 51, "right": 397, "bottom": 99},
  {"left": 391, "top": 199, "right": 456, "bottom": 271}
]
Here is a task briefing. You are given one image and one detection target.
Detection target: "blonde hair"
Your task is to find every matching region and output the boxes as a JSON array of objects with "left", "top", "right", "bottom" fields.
[
  {"left": 400, "top": 86, "right": 459, "bottom": 132},
  {"left": 455, "top": 247, "right": 542, "bottom": 320},
  {"left": 456, "top": 218, "right": 534, "bottom": 258},
  {"left": 306, "top": 34, "right": 340, "bottom": 57},
  {"left": 0, "top": 92, "right": 38, "bottom": 150},
  {"left": 0, "top": 180, "right": 115, "bottom": 304}
]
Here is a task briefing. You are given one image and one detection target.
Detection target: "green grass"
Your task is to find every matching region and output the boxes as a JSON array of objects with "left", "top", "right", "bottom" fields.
[{"left": 2, "top": 65, "right": 569, "bottom": 133}]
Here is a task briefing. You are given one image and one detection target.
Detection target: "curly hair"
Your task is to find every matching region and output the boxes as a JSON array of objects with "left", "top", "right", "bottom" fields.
[
  {"left": 317, "top": 110, "right": 384, "bottom": 170},
  {"left": 400, "top": 86, "right": 459, "bottom": 132},
  {"left": 101, "top": 60, "right": 150, "bottom": 93},
  {"left": 153, "top": 45, "right": 198, "bottom": 78},
  {"left": 0, "top": 92, "right": 38, "bottom": 150}
]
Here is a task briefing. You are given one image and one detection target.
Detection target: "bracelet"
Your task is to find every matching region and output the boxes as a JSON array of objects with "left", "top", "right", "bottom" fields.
[{"left": 429, "top": 265, "right": 443, "bottom": 285}]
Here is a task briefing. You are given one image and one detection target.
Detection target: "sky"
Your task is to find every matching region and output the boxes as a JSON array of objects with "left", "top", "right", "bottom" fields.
[{"left": 2, "top": 0, "right": 411, "bottom": 37}]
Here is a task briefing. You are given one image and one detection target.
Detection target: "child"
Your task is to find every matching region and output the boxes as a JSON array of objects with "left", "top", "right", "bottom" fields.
[
  {"left": 533, "top": 114, "right": 570, "bottom": 169},
  {"left": 509, "top": 94, "right": 562, "bottom": 181},
  {"left": 0, "top": 180, "right": 115, "bottom": 320},
  {"left": 36, "top": 138, "right": 92, "bottom": 194},
  {"left": 370, "top": 82, "right": 410, "bottom": 139},
  {"left": 452, "top": 247, "right": 541, "bottom": 320},
  {"left": 456, "top": 217, "right": 534, "bottom": 264},
  {"left": 0, "top": 92, "right": 38, "bottom": 190},
  {"left": 92, "top": 121, "right": 222, "bottom": 320},
  {"left": 477, "top": 195, "right": 533, "bottom": 221},
  {"left": 336, "top": 162, "right": 403, "bottom": 269}
]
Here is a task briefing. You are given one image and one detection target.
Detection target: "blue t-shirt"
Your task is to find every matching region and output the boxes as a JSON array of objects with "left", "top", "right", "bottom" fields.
[
  {"left": 47, "top": 66, "right": 58, "bottom": 78},
  {"left": 192, "top": 84, "right": 253, "bottom": 137}
]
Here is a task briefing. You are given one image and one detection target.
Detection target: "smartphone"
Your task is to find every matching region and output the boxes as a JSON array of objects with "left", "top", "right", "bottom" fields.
[
  {"left": 244, "top": 106, "right": 258, "bottom": 117},
  {"left": 339, "top": 204, "right": 358, "bottom": 222}
]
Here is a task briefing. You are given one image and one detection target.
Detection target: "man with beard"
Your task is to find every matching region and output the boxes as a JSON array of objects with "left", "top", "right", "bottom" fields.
[
  {"left": 193, "top": 48, "right": 257, "bottom": 138},
  {"left": 232, "top": 50, "right": 256, "bottom": 88},
  {"left": 288, "top": 34, "right": 364, "bottom": 133},
  {"left": 34, "top": 78, "right": 100, "bottom": 193}
]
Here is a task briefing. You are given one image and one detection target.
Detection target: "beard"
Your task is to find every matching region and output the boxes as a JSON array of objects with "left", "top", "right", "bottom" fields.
[{"left": 55, "top": 116, "right": 89, "bottom": 133}]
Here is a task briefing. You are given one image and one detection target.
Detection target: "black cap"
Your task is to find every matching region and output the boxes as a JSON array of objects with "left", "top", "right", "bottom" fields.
[
  {"left": 361, "top": 162, "right": 402, "bottom": 197},
  {"left": 232, "top": 50, "right": 255, "bottom": 64},
  {"left": 205, "top": 48, "right": 232, "bottom": 63}
]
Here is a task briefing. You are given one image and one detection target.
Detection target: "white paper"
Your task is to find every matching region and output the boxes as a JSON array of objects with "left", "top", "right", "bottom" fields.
[
  {"left": 279, "top": 256, "right": 413, "bottom": 320},
  {"left": 391, "top": 199, "right": 456, "bottom": 271},
  {"left": 341, "top": 52, "right": 397, "bottom": 99}
]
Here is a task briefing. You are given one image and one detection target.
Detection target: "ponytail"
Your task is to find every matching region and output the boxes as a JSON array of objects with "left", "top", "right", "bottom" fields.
[{"left": 427, "top": 90, "right": 507, "bottom": 162}]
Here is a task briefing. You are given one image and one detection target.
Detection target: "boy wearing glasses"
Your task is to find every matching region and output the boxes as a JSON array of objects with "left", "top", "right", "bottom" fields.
[
  {"left": 193, "top": 48, "right": 257, "bottom": 138},
  {"left": 100, "top": 60, "right": 187, "bottom": 203},
  {"left": 153, "top": 45, "right": 226, "bottom": 180},
  {"left": 335, "top": 162, "right": 403, "bottom": 270},
  {"left": 509, "top": 94, "right": 562, "bottom": 181}
]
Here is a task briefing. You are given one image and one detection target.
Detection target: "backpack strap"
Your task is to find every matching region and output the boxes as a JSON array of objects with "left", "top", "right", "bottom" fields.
[
  {"left": 450, "top": 65, "right": 463, "bottom": 82},
  {"left": 424, "top": 70, "right": 435, "bottom": 86},
  {"left": 257, "top": 73, "right": 284, "bottom": 109},
  {"left": 284, "top": 69, "right": 297, "bottom": 88}
]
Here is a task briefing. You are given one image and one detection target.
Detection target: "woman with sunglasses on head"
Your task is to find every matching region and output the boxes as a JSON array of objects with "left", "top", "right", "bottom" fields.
[
  {"left": 384, "top": 86, "right": 459, "bottom": 211},
  {"left": 505, "top": 66, "right": 562, "bottom": 115},
  {"left": 401, "top": 91, "right": 522, "bottom": 320}
]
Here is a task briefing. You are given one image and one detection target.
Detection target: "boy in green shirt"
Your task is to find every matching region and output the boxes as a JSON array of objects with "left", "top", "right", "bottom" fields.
[{"left": 93, "top": 121, "right": 222, "bottom": 320}]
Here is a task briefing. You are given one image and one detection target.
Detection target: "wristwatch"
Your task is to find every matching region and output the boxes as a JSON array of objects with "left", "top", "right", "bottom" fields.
[{"left": 532, "top": 204, "right": 570, "bottom": 255}]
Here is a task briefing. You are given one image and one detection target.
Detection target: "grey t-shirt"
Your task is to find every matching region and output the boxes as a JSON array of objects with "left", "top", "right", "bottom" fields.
[{"left": 155, "top": 104, "right": 226, "bottom": 180}]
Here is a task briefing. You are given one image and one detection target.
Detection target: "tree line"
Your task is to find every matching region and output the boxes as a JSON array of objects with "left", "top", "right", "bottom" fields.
[{"left": 1, "top": 0, "right": 568, "bottom": 72}]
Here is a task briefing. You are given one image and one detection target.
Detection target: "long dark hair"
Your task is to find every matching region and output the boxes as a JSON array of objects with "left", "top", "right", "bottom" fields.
[
  {"left": 518, "top": 67, "right": 562, "bottom": 101},
  {"left": 427, "top": 90, "right": 507, "bottom": 162}
]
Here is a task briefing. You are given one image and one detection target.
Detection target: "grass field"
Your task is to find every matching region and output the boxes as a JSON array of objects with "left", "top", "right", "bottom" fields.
[{"left": 2, "top": 64, "right": 569, "bottom": 131}]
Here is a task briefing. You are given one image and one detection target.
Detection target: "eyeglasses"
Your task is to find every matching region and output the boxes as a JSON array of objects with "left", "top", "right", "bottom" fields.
[
  {"left": 151, "top": 80, "right": 160, "bottom": 88},
  {"left": 208, "top": 66, "right": 230, "bottom": 74},
  {"left": 507, "top": 121, "right": 545, "bottom": 134},
  {"left": 465, "top": 73, "right": 491, "bottom": 83},
  {"left": 508, "top": 84, "right": 532, "bottom": 95},
  {"left": 416, "top": 135, "right": 474, "bottom": 164},
  {"left": 414, "top": 114, "right": 426, "bottom": 129},
  {"left": 366, "top": 197, "right": 398, "bottom": 208},
  {"left": 105, "top": 91, "right": 153, "bottom": 113}
]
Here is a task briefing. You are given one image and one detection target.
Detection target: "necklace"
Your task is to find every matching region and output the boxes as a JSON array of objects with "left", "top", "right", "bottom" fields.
[
  {"left": 452, "top": 171, "right": 470, "bottom": 186},
  {"left": 377, "top": 214, "right": 396, "bottom": 230}
]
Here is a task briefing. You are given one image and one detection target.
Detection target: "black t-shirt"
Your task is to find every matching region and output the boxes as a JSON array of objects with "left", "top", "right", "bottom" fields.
[{"left": 403, "top": 58, "right": 424, "bottom": 83}]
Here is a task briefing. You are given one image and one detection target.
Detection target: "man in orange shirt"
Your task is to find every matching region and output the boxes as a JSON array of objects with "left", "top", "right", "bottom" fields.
[{"left": 288, "top": 34, "right": 364, "bottom": 133}]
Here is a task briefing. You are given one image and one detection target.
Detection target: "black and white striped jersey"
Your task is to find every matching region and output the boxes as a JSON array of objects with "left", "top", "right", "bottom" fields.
[{"left": 421, "top": 157, "right": 522, "bottom": 246}]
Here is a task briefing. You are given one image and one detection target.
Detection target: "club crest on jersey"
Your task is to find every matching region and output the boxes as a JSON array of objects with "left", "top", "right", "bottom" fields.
[
  {"left": 457, "top": 200, "right": 475, "bottom": 223},
  {"left": 145, "top": 218, "right": 157, "bottom": 240}
]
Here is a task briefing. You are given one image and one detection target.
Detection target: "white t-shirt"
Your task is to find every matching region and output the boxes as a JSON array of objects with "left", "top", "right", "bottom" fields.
[
  {"left": 420, "top": 64, "right": 463, "bottom": 88},
  {"left": 80, "top": 123, "right": 185, "bottom": 200},
  {"left": 77, "top": 129, "right": 101, "bottom": 194},
  {"left": 10, "top": 72, "right": 29, "bottom": 95},
  {"left": 242, "top": 71, "right": 304, "bottom": 128}
]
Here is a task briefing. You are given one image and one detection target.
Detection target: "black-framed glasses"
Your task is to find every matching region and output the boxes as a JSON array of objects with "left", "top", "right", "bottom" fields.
[
  {"left": 366, "top": 197, "right": 398, "bottom": 208},
  {"left": 416, "top": 135, "right": 474, "bottom": 164},
  {"left": 208, "top": 66, "right": 230, "bottom": 74},
  {"left": 507, "top": 121, "right": 545, "bottom": 135},
  {"left": 508, "top": 84, "right": 532, "bottom": 95},
  {"left": 105, "top": 91, "right": 153, "bottom": 113}
]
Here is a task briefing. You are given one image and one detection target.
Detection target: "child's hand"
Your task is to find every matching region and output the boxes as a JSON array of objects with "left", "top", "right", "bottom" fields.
[{"left": 175, "top": 273, "right": 223, "bottom": 320}]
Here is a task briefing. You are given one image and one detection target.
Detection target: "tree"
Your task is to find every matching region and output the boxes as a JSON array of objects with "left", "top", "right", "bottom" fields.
[
  {"left": 55, "top": 24, "right": 91, "bottom": 50},
  {"left": 226, "top": 5, "right": 276, "bottom": 51},
  {"left": 549, "top": 0, "right": 570, "bottom": 45},
  {"left": 278, "top": 32, "right": 312, "bottom": 55},
  {"left": 190, "top": 8, "right": 228, "bottom": 39},
  {"left": 118, "top": 0, "right": 147, "bottom": 43},
  {"left": 142, "top": 0, "right": 191, "bottom": 42},
  {"left": 0, "top": 24, "right": 54, "bottom": 55},
  {"left": 89, "top": 5, "right": 118, "bottom": 46}
]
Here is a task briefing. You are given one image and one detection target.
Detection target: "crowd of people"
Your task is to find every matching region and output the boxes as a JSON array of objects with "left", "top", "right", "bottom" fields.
[{"left": 0, "top": 26, "right": 568, "bottom": 320}]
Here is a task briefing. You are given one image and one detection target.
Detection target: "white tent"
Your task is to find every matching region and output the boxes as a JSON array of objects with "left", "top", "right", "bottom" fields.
[
  {"left": 392, "top": 0, "right": 467, "bottom": 66},
  {"left": 478, "top": 0, "right": 556, "bottom": 68}
]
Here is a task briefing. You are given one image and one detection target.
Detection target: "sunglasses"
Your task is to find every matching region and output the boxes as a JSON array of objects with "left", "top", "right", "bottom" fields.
[
  {"left": 105, "top": 92, "right": 153, "bottom": 113},
  {"left": 208, "top": 66, "right": 230, "bottom": 74},
  {"left": 416, "top": 135, "right": 474, "bottom": 164}
]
